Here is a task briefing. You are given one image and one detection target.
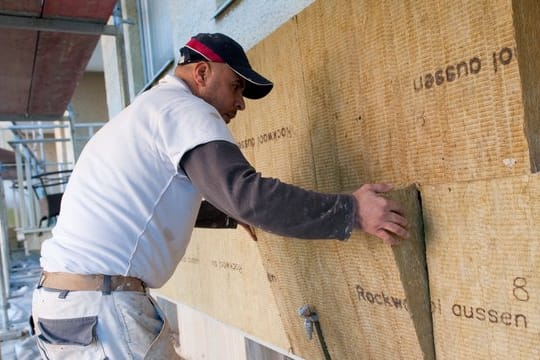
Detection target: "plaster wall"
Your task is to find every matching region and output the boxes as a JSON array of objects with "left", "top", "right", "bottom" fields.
[
  {"left": 169, "top": 0, "right": 314, "bottom": 51},
  {"left": 71, "top": 72, "right": 109, "bottom": 124}
]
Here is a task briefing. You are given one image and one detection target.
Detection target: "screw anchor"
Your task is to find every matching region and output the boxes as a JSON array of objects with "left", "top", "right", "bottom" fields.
[{"left": 297, "top": 304, "right": 332, "bottom": 360}]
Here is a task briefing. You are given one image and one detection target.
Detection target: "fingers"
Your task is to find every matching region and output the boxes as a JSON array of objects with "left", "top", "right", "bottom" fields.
[
  {"left": 381, "top": 219, "right": 410, "bottom": 240},
  {"left": 372, "top": 213, "right": 410, "bottom": 245},
  {"left": 353, "top": 183, "right": 410, "bottom": 245},
  {"left": 388, "top": 210, "right": 409, "bottom": 230},
  {"left": 375, "top": 230, "right": 400, "bottom": 246}
]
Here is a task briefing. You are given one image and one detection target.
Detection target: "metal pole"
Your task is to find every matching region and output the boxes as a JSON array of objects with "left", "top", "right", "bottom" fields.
[
  {"left": 14, "top": 145, "right": 26, "bottom": 233},
  {"left": 11, "top": 185, "right": 19, "bottom": 236},
  {"left": 0, "top": 242, "right": 7, "bottom": 332},
  {"left": 65, "top": 107, "right": 77, "bottom": 165},
  {"left": 23, "top": 152, "right": 36, "bottom": 231},
  {"left": 0, "top": 123, "right": 69, "bottom": 131},
  {"left": 0, "top": 177, "right": 10, "bottom": 299},
  {"left": 0, "top": 13, "right": 117, "bottom": 36},
  {"left": 24, "top": 157, "right": 38, "bottom": 255},
  {"left": 9, "top": 138, "right": 71, "bottom": 145},
  {"left": 38, "top": 122, "right": 45, "bottom": 164},
  {"left": 113, "top": 3, "right": 131, "bottom": 109},
  {"left": 0, "top": 178, "right": 8, "bottom": 331},
  {"left": 15, "top": 144, "right": 33, "bottom": 255}
]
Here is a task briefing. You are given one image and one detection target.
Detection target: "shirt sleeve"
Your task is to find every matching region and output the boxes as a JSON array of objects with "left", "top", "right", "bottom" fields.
[
  {"left": 180, "top": 140, "right": 356, "bottom": 240},
  {"left": 158, "top": 97, "right": 236, "bottom": 168}
]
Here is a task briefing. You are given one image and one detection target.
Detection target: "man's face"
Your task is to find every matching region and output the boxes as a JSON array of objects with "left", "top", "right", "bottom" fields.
[{"left": 199, "top": 62, "right": 246, "bottom": 124}]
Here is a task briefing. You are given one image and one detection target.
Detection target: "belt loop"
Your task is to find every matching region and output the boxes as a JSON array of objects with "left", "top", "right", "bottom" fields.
[
  {"left": 29, "top": 315, "right": 36, "bottom": 336},
  {"left": 37, "top": 272, "right": 45, "bottom": 289},
  {"left": 102, "top": 275, "right": 112, "bottom": 295}
]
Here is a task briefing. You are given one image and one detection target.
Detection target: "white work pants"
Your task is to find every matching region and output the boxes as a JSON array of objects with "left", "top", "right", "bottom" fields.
[{"left": 32, "top": 287, "right": 181, "bottom": 359}]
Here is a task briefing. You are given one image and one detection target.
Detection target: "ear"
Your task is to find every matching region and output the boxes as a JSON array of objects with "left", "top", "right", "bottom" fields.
[{"left": 193, "top": 62, "right": 210, "bottom": 86}]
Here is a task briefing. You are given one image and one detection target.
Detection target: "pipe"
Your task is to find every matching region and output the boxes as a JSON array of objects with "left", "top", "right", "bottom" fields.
[
  {"left": 0, "top": 178, "right": 10, "bottom": 299},
  {"left": 0, "top": 177, "right": 9, "bottom": 330}
]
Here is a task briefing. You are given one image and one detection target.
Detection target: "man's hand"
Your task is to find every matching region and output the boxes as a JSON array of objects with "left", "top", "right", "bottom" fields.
[{"left": 353, "top": 184, "right": 409, "bottom": 245}]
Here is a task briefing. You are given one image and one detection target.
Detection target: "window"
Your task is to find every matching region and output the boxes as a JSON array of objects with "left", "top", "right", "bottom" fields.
[{"left": 138, "top": 0, "right": 174, "bottom": 87}]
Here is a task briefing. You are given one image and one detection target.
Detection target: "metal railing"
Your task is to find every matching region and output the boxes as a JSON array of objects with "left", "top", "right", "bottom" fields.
[{"left": 0, "top": 119, "right": 105, "bottom": 333}]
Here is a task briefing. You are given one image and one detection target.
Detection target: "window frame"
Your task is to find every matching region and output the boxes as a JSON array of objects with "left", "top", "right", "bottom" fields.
[
  {"left": 213, "top": 0, "right": 238, "bottom": 18},
  {"left": 137, "top": 0, "right": 175, "bottom": 91}
]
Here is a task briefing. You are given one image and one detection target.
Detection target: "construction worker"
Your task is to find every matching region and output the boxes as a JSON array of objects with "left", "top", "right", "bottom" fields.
[{"left": 31, "top": 33, "right": 409, "bottom": 359}]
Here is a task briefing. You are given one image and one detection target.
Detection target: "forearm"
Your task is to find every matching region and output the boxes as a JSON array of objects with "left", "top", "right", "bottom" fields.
[{"left": 180, "top": 141, "right": 356, "bottom": 240}]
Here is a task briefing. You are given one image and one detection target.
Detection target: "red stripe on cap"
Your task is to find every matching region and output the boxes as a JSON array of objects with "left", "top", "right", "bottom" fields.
[{"left": 186, "top": 38, "right": 223, "bottom": 62}]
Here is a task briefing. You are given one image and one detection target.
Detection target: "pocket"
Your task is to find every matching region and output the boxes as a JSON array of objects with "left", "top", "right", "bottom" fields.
[
  {"left": 143, "top": 320, "right": 182, "bottom": 360},
  {"left": 38, "top": 316, "right": 97, "bottom": 346},
  {"left": 143, "top": 297, "right": 182, "bottom": 360},
  {"left": 36, "top": 316, "right": 106, "bottom": 359},
  {"left": 115, "top": 292, "right": 164, "bottom": 357}
]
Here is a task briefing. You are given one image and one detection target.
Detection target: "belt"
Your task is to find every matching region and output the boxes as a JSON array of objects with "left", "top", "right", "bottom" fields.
[{"left": 40, "top": 272, "right": 146, "bottom": 293}]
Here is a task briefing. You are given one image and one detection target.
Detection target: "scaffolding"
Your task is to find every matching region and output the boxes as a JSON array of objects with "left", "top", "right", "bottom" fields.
[{"left": 0, "top": 116, "right": 104, "bottom": 336}]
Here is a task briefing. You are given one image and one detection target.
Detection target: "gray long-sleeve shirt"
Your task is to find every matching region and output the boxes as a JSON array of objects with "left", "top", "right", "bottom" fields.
[{"left": 181, "top": 140, "right": 356, "bottom": 240}]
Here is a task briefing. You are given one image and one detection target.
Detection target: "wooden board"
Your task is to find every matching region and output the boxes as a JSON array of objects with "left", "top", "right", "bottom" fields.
[
  {"left": 0, "top": 0, "right": 116, "bottom": 118},
  {"left": 43, "top": 0, "right": 117, "bottom": 21},
  {"left": 0, "top": 29, "right": 36, "bottom": 114},
  {"left": 0, "top": 0, "right": 41, "bottom": 16},
  {"left": 29, "top": 32, "right": 100, "bottom": 115}
]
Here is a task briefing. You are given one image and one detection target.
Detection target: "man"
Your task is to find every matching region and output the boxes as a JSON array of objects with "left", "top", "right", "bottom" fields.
[{"left": 32, "top": 33, "right": 409, "bottom": 359}]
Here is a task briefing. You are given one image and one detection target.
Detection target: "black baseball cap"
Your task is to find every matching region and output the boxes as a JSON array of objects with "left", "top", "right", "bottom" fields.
[{"left": 178, "top": 33, "right": 273, "bottom": 99}]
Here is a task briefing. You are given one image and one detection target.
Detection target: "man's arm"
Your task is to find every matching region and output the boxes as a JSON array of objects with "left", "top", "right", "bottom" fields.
[{"left": 180, "top": 140, "right": 356, "bottom": 240}]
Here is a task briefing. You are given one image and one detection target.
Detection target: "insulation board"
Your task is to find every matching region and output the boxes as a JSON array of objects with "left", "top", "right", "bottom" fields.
[{"left": 423, "top": 174, "right": 540, "bottom": 359}]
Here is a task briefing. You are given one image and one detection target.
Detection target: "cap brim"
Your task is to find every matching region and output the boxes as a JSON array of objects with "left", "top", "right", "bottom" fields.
[{"left": 230, "top": 66, "right": 273, "bottom": 100}]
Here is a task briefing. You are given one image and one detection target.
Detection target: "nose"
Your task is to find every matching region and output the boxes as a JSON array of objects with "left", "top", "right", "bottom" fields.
[{"left": 236, "top": 94, "right": 245, "bottom": 111}]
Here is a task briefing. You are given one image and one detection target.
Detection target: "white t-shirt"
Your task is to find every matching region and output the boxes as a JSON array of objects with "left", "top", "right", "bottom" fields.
[{"left": 40, "top": 75, "right": 235, "bottom": 288}]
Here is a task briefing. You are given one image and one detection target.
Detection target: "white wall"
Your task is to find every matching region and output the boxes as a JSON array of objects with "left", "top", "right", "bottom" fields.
[
  {"left": 102, "top": 29, "right": 123, "bottom": 118},
  {"left": 169, "top": 0, "right": 314, "bottom": 52}
]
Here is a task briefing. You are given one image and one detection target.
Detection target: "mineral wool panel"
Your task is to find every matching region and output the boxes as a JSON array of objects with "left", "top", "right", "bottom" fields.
[
  {"left": 253, "top": 186, "right": 431, "bottom": 360},
  {"left": 154, "top": 227, "right": 291, "bottom": 353},
  {"left": 424, "top": 174, "right": 540, "bottom": 359},
  {"left": 236, "top": 0, "right": 537, "bottom": 188}
]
